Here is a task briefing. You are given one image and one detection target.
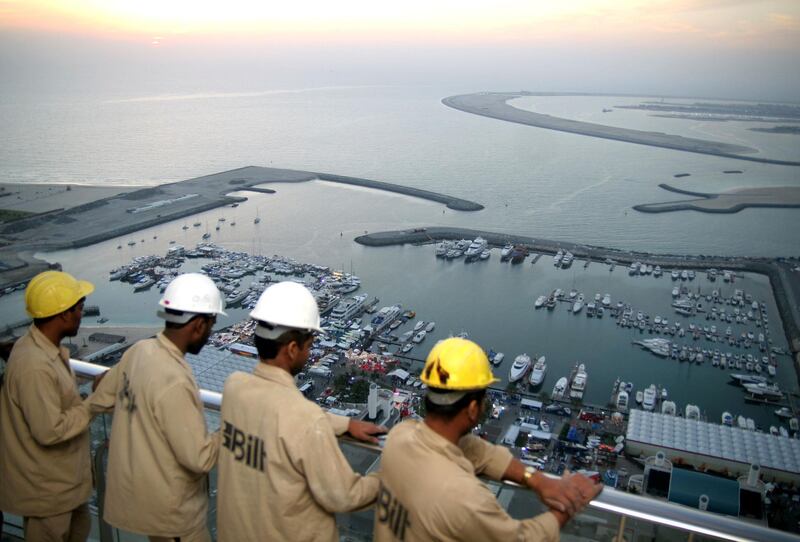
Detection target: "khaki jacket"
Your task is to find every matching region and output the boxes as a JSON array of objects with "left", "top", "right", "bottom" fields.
[
  {"left": 216, "top": 364, "right": 380, "bottom": 542},
  {"left": 88, "top": 333, "right": 220, "bottom": 537},
  {"left": 375, "top": 420, "right": 560, "bottom": 542},
  {"left": 0, "top": 325, "right": 92, "bottom": 516}
]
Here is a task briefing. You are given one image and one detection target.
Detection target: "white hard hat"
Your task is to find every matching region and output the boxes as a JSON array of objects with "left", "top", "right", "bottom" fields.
[
  {"left": 250, "top": 281, "right": 322, "bottom": 339},
  {"left": 157, "top": 273, "right": 227, "bottom": 324}
]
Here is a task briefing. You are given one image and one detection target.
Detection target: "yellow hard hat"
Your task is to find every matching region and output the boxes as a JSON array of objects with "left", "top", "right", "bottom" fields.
[
  {"left": 420, "top": 338, "right": 499, "bottom": 391},
  {"left": 25, "top": 271, "right": 94, "bottom": 319}
]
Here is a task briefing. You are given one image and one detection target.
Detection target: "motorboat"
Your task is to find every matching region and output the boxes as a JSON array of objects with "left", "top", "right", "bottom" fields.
[
  {"left": 412, "top": 330, "right": 427, "bottom": 343},
  {"left": 572, "top": 297, "right": 584, "bottom": 314},
  {"left": 661, "top": 401, "right": 676, "bottom": 416},
  {"left": 601, "top": 293, "right": 611, "bottom": 306},
  {"left": 491, "top": 352, "right": 505, "bottom": 367},
  {"left": 509, "top": 354, "right": 532, "bottom": 383},
  {"left": 615, "top": 390, "right": 629, "bottom": 412},
  {"left": 552, "top": 377, "right": 568, "bottom": 398},
  {"left": 500, "top": 243, "right": 514, "bottom": 261},
  {"left": 569, "top": 364, "right": 587, "bottom": 400},
  {"left": 425, "top": 321, "right": 435, "bottom": 332},
  {"left": 721, "top": 412, "right": 734, "bottom": 426},
  {"left": 685, "top": 404, "right": 701, "bottom": 421},
  {"left": 401, "top": 343, "right": 413, "bottom": 354},
  {"left": 775, "top": 407, "right": 793, "bottom": 419},
  {"left": 743, "top": 382, "right": 783, "bottom": 399},
  {"left": 529, "top": 356, "right": 546, "bottom": 387},
  {"left": 642, "top": 385, "right": 657, "bottom": 411},
  {"left": 534, "top": 295, "right": 546, "bottom": 309},
  {"left": 413, "top": 320, "right": 426, "bottom": 332}
]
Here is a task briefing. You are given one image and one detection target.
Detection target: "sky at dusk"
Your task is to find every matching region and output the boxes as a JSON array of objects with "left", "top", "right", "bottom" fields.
[{"left": 1, "top": 0, "right": 799, "bottom": 101}]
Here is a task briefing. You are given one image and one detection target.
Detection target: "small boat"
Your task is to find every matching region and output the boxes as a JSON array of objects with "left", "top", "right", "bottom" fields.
[
  {"left": 413, "top": 320, "right": 425, "bottom": 332},
  {"left": 534, "top": 296, "right": 546, "bottom": 309},
  {"left": 529, "top": 356, "right": 546, "bottom": 387},
  {"left": 721, "top": 412, "right": 733, "bottom": 426},
  {"left": 412, "top": 330, "right": 427, "bottom": 343},
  {"left": 509, "top": 354, "right": 532, "bottom": 382},
  {"left": 685, "top": 404, "right": 701, "bottom": 421},
  {"left": 401, "top": 343, "right": 413, "bottom": 353},
  {"left": 552, "top": 377, "right": 568, "bottom": 398},
  {"left": 661, "top": 401, "right": 676, "bottom": 416},
  {"left": 425, "top": 321, "right": 435, "bottom": 332},
  {"left": 491, "top": 352, "right": 505, "bottom": 366},
  {"left": 775, "top": 407, "right": 793, "bottom": 419}
]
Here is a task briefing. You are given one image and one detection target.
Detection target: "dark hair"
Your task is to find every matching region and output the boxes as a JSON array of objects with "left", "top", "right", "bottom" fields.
[
  {"left": 164, "top": 310, "right": 211, "bottom": 330},
  {"left": 424, "top": 389, "right": 486, "bottom": 420},
  {"left": 254, "top": 329, "right": 314, "bottom": 360},
  {"left": 33, "top": 296, "right": 86, "bottom": 326}
]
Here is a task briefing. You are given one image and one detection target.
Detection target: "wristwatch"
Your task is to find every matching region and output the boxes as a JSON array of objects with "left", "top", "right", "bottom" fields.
[{"left": 523, "top": 465, "right": 537, "bottom": 484}]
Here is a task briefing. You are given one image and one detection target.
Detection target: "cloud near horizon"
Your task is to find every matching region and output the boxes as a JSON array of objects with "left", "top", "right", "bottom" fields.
[{"left": 0, "top": 0, "right": 798, "bottom": 101}]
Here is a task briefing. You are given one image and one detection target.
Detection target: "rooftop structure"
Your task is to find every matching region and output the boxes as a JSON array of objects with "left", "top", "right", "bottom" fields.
[{"left": 626, "top": 409, "right": 800, "bottom": 484}]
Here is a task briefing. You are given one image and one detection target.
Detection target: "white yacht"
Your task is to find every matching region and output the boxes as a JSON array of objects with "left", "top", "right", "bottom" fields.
[
  {"left": 509, "top": 354, "right": 532, "bottom": 382},
  {"left": 616, "top": 390, "right": 629, "bottom": 412},
  {"left": 491, "top": 352, "right": 505, "bottom": 367},
  {"left": 572, "top": 294, "right": 584, "bottom": 314},
  {"left": 500, "top": 243, "right": 514, "bottom": 260},
  {"left": 685, "top": 404, "right": 701, "bottom": 421},
  {"left": 534, "top": 295, "right": 546, "bottom": 309},
  {"left": 425, "top": 321, "right": 436, "bottom": 332},
  {"left": 464, "top": 237, "right": 488, "bottom": 260},
  {"left": 330, "top": 293, "right": 368, "bottom": 323},
  {"left": 529, "top": 356, "right": 546, "bottom": 387},
  {"left": 552, "top": 377, "right": 568, "bottom": 398},
  {"left": 412, "top": 330, "right": 427, "bottom": 343},
  {"left": 569, "top": 364, "right": 587, "bottom": 400},
  {"left": 743, "top": 382, "right": 783, "bottom": 399},
  {"left": 642, "top": 385, "right": 657, "bottom": 411},
  {"left": 413, "top": 320, "right": 426, "bottom": 332},
  {"left": 601, "top": 293, "right": 611, "bottom": 307},
  {"left": 435, "top": 241, "right": 454, "bottom": 257},
  {"left": 661, "top": 401, "right": 676, "bottom": 416}
]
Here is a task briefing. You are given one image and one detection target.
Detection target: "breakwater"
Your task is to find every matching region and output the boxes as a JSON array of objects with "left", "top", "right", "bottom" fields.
[
  {"left": 0, "top": 166, "right": 482, "bottom": 286},
  {"left": 443, "top": 93, "right": 800, "bottom": 166},
  {"left": 355, "top": 226, "right": 800, "bottom": 359}
]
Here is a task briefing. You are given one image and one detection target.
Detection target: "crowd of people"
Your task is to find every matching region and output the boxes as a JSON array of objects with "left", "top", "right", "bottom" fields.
[{"left": 0, "top": 270, "right": 600, "bottom": 541}]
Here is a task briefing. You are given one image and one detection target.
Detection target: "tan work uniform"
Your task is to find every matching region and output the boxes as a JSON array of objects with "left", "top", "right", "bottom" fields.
[
  {"left": 0, "top": 325, "right": 93, "bottom": 516},
  {"left": 88, "top": 333, "right": 220, "bottom": 539},
  {"left": 375, "top": 419, "right": 560, "bottom": 542},
  {"left": 216, "top": 364, "right": 380, "bottom": 541}
]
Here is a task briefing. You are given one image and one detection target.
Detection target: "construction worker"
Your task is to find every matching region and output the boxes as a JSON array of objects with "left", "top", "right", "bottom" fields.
[
  {"left": 0, "top": 270, "right": 95, "bottom": 541},
  {"left": 375, "top": 338, "right": 602, "bottom": 541},
  {"left": 216, "top": 281, "right": 386, "bottom": 541},
  {"left": 88, "top": 273, "right": 225, "bottom": 541}
]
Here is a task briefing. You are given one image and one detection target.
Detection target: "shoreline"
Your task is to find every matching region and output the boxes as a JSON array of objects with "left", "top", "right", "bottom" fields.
[
  {"left": 355, "top": 227, "right": 800, "bottom": 361},
  {"left": 0, "top": 166, "right": 482, "bottom": 287},
  {"left": 634, "top": 184, "right": 800, "bottom": 214},
  {"left": 442, "top": 93, "right": 800, "bottom": 166}
]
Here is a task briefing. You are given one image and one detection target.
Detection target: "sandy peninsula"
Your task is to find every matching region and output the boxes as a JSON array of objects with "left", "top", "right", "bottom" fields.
[
  {"left": 635, "top": 185, "right": 800, "bottom": 213},
  {"left": 443, "top": 93, "right": 800, "bottom": 166}
]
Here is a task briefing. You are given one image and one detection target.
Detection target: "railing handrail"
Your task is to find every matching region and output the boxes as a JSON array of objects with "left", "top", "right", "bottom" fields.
[{"left": 71, "top": 358, "right": 800, "bottom": 542}]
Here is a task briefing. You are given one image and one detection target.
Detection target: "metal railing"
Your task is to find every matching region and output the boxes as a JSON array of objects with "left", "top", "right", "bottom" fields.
[{"left": 70, "top": 358, "right": 800, "bottom": 542}]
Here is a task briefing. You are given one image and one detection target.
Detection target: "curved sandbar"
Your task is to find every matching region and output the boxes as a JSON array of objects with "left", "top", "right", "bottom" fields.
[
  {"left": 356, "top": 226, "right": 800, "bottom": 355},
  {"left": 634, "top": 184, "right": 800, "bottom": 214},
  {"left": 0, "top": 166, "right": 481, "bottom": 286},
  {"left": 443, "top": 93, "right": 800, "bottom": 166}
]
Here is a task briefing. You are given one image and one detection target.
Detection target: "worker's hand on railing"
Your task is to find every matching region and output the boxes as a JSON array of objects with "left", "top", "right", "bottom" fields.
[
  {"left": 529, "top": 469, "right": 602, "bottom": 519},
  {"left": 346, "top": 419, "right": 388, "bottom": 444}
]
